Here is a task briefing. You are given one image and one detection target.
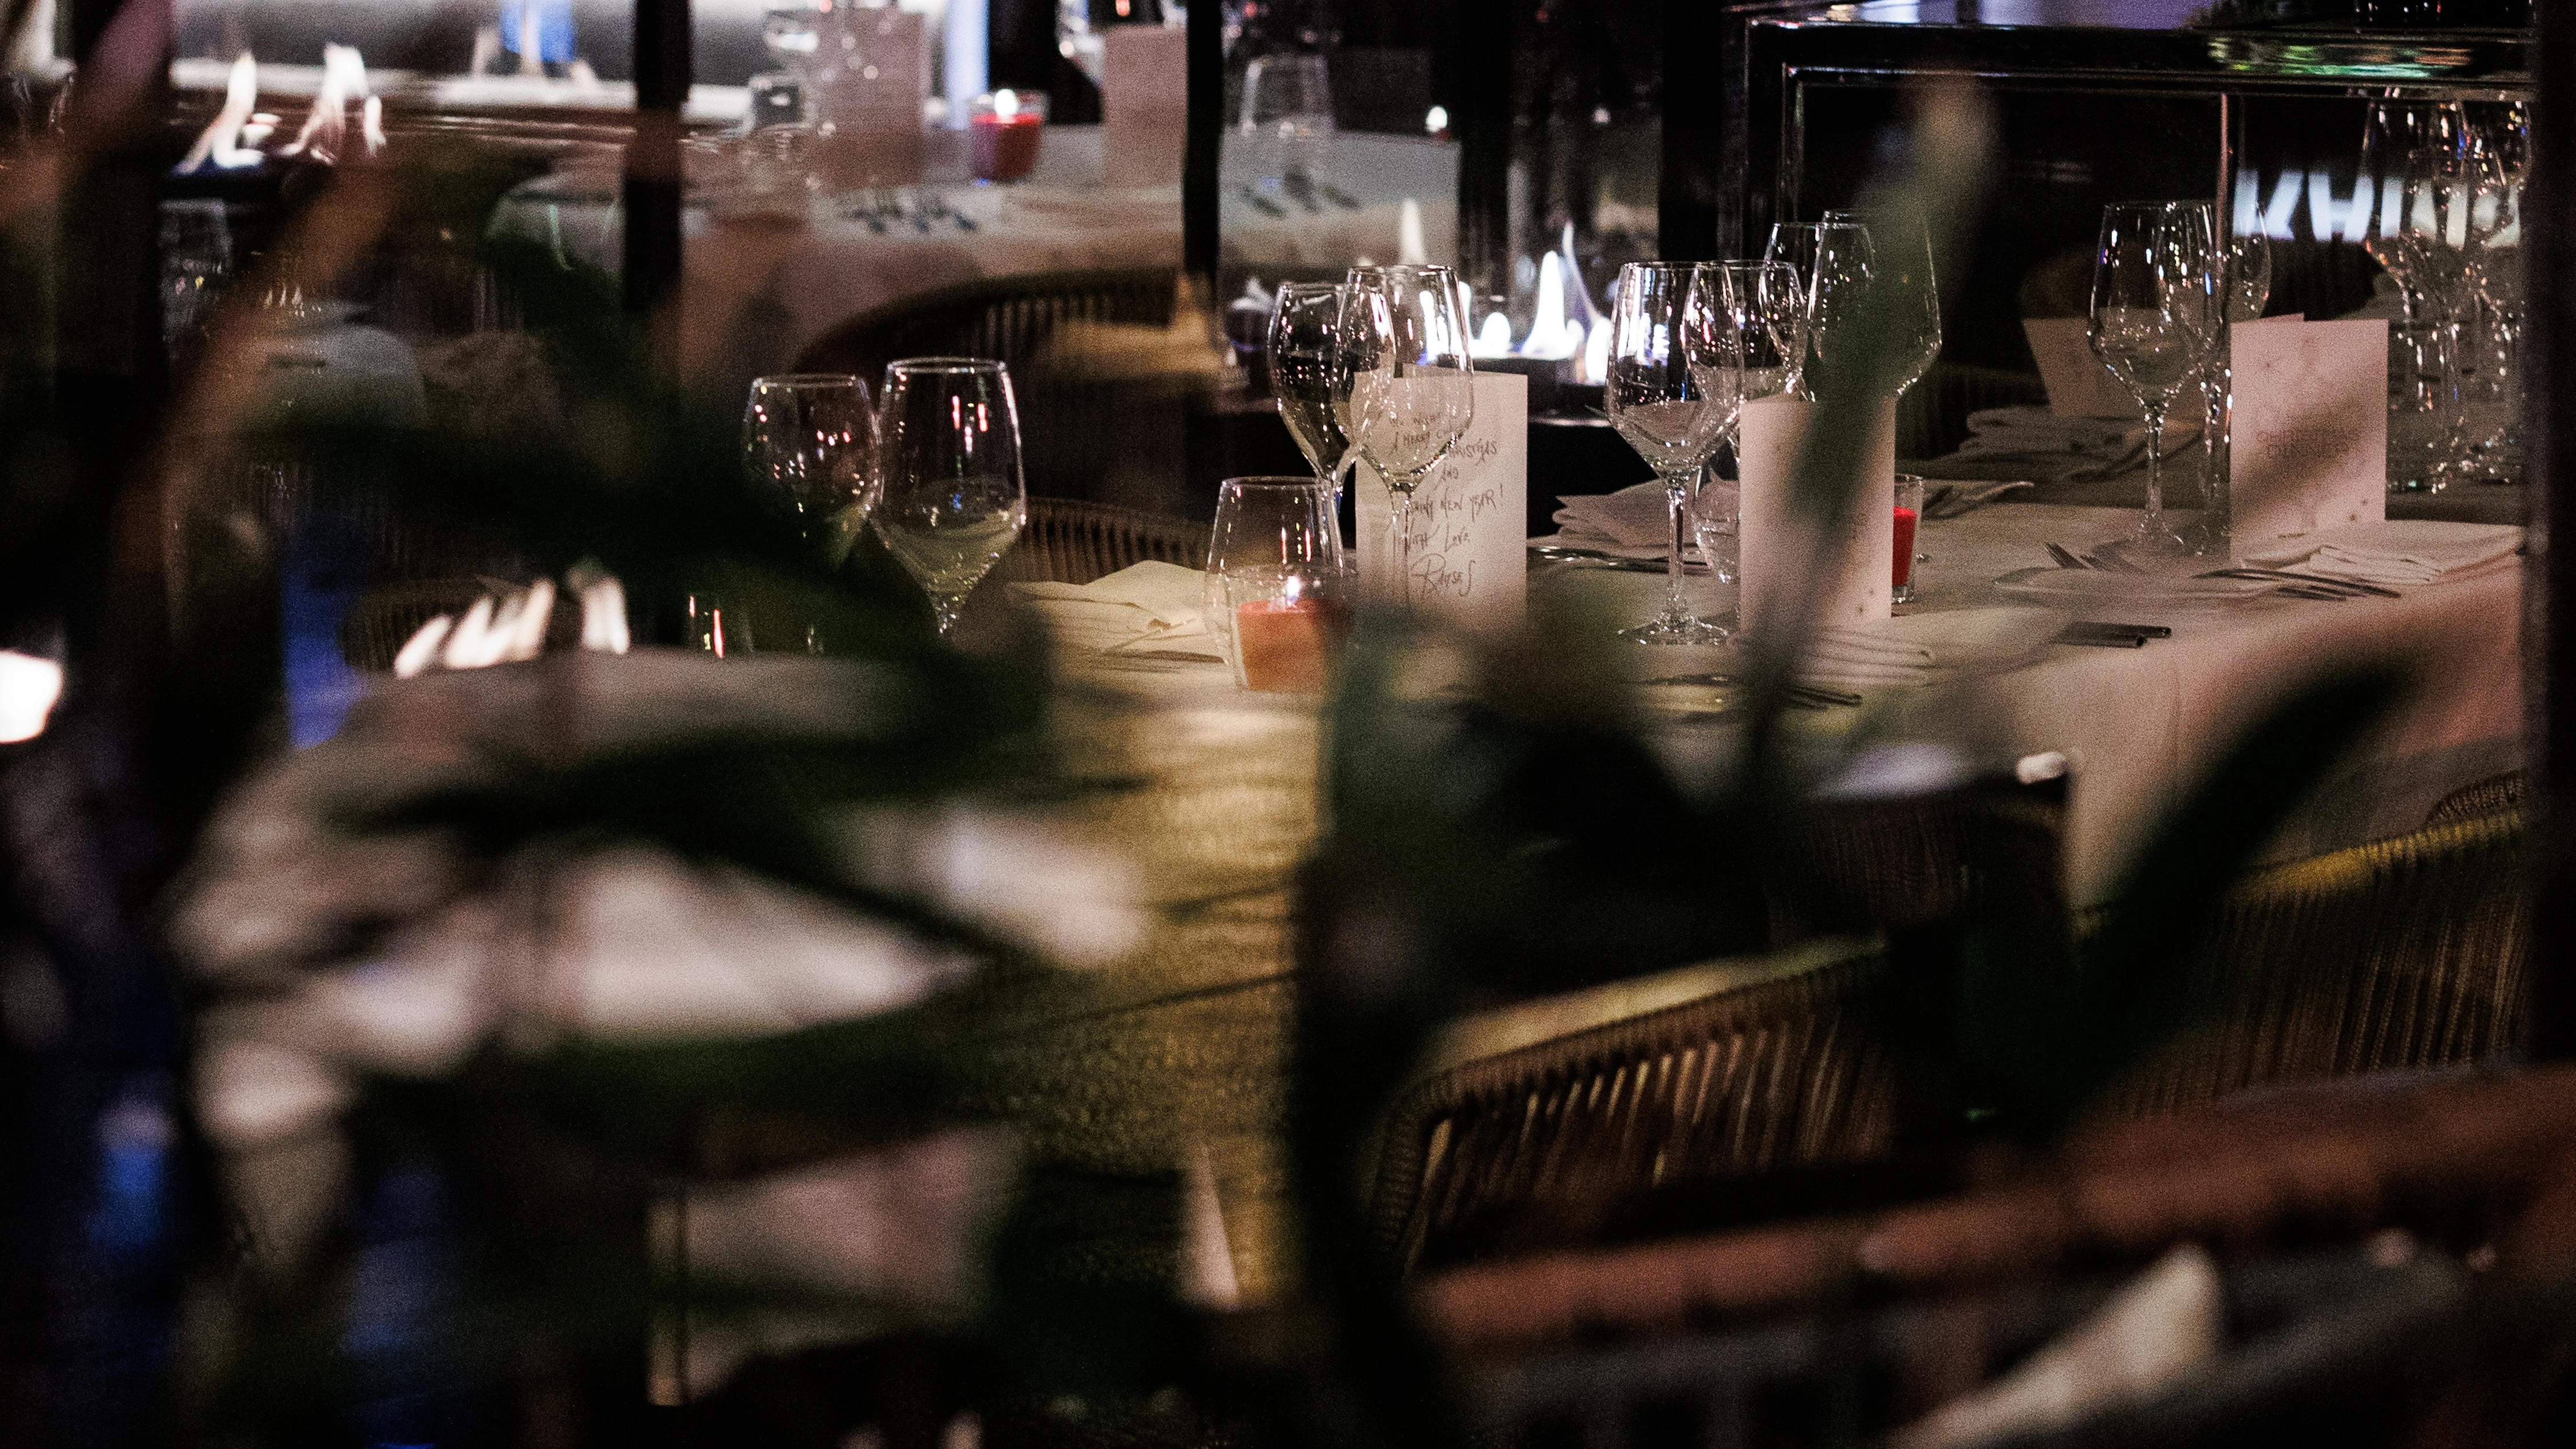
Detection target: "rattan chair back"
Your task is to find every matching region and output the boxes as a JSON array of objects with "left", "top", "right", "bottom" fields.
[
  {"left": 1369, "top": 940, "right": 1896, "bottom": 1273},
  {"left": 997, "top": 498, "right": 1212, "bottom": 586},
  {"left": 2101, "top": 806, "right": 2528, "bottom": 1116},
  {"left": 795, "top": 267, "right": 1182, "bottom": 387}
]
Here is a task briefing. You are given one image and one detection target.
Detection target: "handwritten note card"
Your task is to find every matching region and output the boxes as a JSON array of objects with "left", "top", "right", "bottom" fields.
[
  {"left": 1355, "top": 372, "right": 1527, "bottom": 631},
  {"left": 2229, "top": 317, "right": 2387, "bottom": 551}
]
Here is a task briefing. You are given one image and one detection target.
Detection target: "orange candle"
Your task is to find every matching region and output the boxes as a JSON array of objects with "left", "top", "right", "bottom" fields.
[{"left": 1234, "top": 597, "right": 1350, "bottom": 693}]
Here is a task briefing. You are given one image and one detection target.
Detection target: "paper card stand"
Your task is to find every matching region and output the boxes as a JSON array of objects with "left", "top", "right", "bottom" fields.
[
  {"left": 2227, "top": 317, "right": 2387, "bottom": 551},
  {"left": 1354, "top": 372, "right": 1527, "bottom": 633},
  {"left": 2024, "top": 317, "right": 2135, "bottom": 419},
  {"left": 1735, "top": 394, "right": 1896, "bottom": 634}
]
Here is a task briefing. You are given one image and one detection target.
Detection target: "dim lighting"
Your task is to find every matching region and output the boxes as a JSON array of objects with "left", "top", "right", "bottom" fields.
[
  {"left": 0, "top": 652, "right": 64, "bottom": 744},
  {"left": 1425, "top": 105, "right": 1448, "bottom": 135}
]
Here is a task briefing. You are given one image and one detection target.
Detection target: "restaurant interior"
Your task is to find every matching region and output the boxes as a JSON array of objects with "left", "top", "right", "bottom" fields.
[{"left": 2, "top": 0, "right": 2573, "bottom": 1443}]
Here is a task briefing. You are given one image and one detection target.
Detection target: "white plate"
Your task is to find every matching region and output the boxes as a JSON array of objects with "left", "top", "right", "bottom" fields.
[{"left": 1991, "top": 567, "right": 2277, "bottom": 605}]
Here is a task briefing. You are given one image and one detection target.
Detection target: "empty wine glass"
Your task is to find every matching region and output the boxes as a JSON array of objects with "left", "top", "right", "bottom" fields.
[
  {"left": 1795, "top": 220, "right": 1876, "bottom": 399},
  {"left": 1763, "top": 222, "right": 1826, "bottom": 285},
  {"left": 2089, "top": 200, "right": 2221, "bottom": 556},
  {"left": 2361, "top": 96, "right": 2437, "bottom": 305},
  {"left": 1690, "top": 259, "right": 1804, "bottom": 593},
  {"left": 1822, "top": 206, "right": 1943, "bottom": 398},
  {"left": 1239, "top": 52, "right": 1333, "bottom": 187},
  {"left": 1266, "top": 281, "right": 1353, "bottom": 502},
  {"left": 1338, "top": 263, "right": 1475, "bottom": 609},
  {"left": 1606, "top": 261, "right": 1736, "bottom": 645},
  {"left": 2192, "top": 229, "right": 2269, "bottom": 554},
  {"left": 870, "top": 358, "right": 1028, "bottom": 633},
  {"left": 743, "top": 373, "right": 876, "bottom": 559}
]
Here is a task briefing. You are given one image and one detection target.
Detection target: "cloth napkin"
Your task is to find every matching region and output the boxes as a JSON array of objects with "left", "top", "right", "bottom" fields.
[
  {"left": 2243, "top": 520, "right": 2522, "bottom": 587},
  {"left": 1009, "top": 560, "right": 1226, "bottom": 660},
  {"left": 1939, "top": 406, "right": 2197, "bottom": 483},
  {"left": 1799, "top": 627, "right": 1938, "bottom": 689},
  {"left": 1548, "top": 479, "right": 1732, "bottom": 560}
]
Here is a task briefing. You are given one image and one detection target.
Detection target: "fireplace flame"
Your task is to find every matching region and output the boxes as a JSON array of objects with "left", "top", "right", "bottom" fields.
[
  {"left": 179, "top": 45, "right": 382, "bottom": 175},
  {"left": 280, "top": 45, "right": 377, "bottom": 163},
  {"left": 179, "top": 53, "right": 264, "bottom": 172},
  {"left": 1464, "top": 231, "right": 1609, "bottom": 383}
]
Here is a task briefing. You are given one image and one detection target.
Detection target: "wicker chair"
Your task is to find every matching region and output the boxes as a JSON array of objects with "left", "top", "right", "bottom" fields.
[
  {"left": 794, "top": 267, "right": 1183, "bottom": 386},
  {"left": 1367, "top": 939, "right": 1898, "bottom": 1274},
  {"left": 2100, "top": 805, "right": 2530, "bottom": 1118},
  {"left": 997, "top": 498, "right": 1212, "bottom": 586}
]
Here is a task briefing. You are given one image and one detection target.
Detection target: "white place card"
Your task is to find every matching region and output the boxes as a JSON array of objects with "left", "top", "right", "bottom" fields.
[
  {"left": 1103, "top": 26, "right": 1188, "bottom": 189},
  {"left": 2024, "top": 317, "right": 2136, "bottom": 418},
  {"left": 1735, "top": 394, "right": 1896, "bottom": 634},
  {"left": 1355, "top": 371, "right": 1527, "bottom": 632},
  {"left": 2229, "top": 318, "right": 2387, "bottom": 551}
]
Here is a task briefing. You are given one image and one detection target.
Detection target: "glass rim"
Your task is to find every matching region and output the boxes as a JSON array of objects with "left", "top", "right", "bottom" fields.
[
  {"left": 2104, "top": 198, "right": 2217, "bottom": 212},
  {"left": 749, "top": 372, "right": 870, "bottom": 390},
  {"left": 1275, "top": 279, "right": 1344, "bottom": 295},
  {"left": 1346, "top": 262, "right": 1456, "bottom": 280},
  {"left": 886, "top": 356, "right": 1012, "bottom": 376},
  {"left": 1218, "top": 475, "right": 1336, "bottom": 492}
]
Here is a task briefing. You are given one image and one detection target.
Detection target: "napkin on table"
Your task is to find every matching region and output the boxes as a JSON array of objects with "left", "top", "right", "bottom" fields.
[
  {"left": 1798, "top": 627, "right": 1937, "bottom": 689},
  {"left": 2243, "top": 520, "right": 2522, "bottom": 587},
  {"left": 1009, "top": 560, "right": 1225, "bottom": 660},
  {"left": 1939, "top": 406, "right": 2197, "bottom": 483},
  {"left": 1547, "top": 479, "right": 1731, "bottom": 560}
]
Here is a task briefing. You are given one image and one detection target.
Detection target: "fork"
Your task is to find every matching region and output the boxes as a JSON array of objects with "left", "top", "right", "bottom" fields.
[{"left": 2045, "top": 542, "right": 2090, "bottom": 570}]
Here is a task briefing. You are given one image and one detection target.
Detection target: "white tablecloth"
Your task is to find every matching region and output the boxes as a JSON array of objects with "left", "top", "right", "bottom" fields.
[
  {"left": 1045, "top": 503, "right": 2524, "bottom": 910},
  {"left": 489, "top": 127, "right": 1459, "bottom": 398}
]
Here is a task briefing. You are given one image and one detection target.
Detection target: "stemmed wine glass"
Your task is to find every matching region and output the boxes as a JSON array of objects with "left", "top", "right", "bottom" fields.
[
  {"left": 1795, "top": 220, "right": 1876, "bottom": 398},
  {"left": 2192, "top": 230, "right": 2269, "bottom": 554},
  {"left": 870, "top": 357, "right": 1028, "bottom": 633},
  {"left": 2088, "top": 200, "right": 2222, "bottom": 557},
  {"left": 1822, "top": 206, "right": 1943, "bottom": 399},
  {"left": 1605, "top": 261, "right": 1737, "bottom": 645},
  {"left": 743, "top": 373, "right": 878, "bottom": 560},
  {"left": 1337, "top": 263, "right": 1475, "bottom": 608},
  {"left": 1689, "top": 259, "right": 1805, "bottom": 595},
  {"left": 1266, "top": 281, "right": 1353, "bottom": 507}
]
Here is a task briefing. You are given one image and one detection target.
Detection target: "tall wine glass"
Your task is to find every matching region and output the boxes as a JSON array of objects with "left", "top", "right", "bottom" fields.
[
  {"left": 2195, "top": 229, "right": 2270, "bottom": 554},
  {"left": 1690, "top": 259, "right": 1804, "bottom": 591},
  {"left": 1764, "top": 222, "right": 1826, "bottom": 285},
  {"left": 1266, "top": 281, "right": 1353, "bottom": 503},
  {"left": 744, "top": 373, "right": 878, "bottom": 559},
  {"left": 1795, "top": 220, "right": 1875, "bottom": 398},
  {"left": 2361, "top": 96, "right": 2437, "bottom": 311},
  {"left": 870, "top": 358, "right": 1028, "bottom": 633},
  {"left": 1823, "top": 206, "right": 1943, "bottom": 397},
  {"left": 2089, "top": 201, "right": 2221, "bottom": 556},
  {"left": 1606, "top": 262, "right": 1736, "bottom": 645},
  {"left": 1337, "top": 263, "right": 1475, "bottom": 608}
]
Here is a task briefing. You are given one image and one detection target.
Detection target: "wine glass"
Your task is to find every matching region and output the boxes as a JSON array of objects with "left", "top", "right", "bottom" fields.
[
  {"left": 2361, "top": 96, "right": 2440, "bottom": 313},
  {"left": 1605, "top": 261, "right": 1736, "bottom": 645},
  {"left": 2194, "top": 228, "right": 2269, "bottom": 552},
  {"left": 1266, "top": 281, "right": 1353, "bottom": 503},
  {"left": 1795, "top": 220, "right": 1875, "bottom": 398},
  {"left": 870, "top": 358, "right": 1028, "bottom": 633},
  {"left": 2088, "top": 201, "right": 2222, "bottom": 556},
  {"left": 1690, "top": 259, "right": 1804, "bottom": 592},
  {"left": 1822, "top": 206, "right": 1943, "bottom": 398},
  {"left": 1337, "top": 263, "right": 1475, "bottom": 609},
  {"left": 1764, "top": 222, "right": 1826, "bottom": 284},
  {"left": 1239, "top": 53, "right": 1334, "bottom": 188},
  {"left": 743, "top": 373, "right": 877, "bottom": 559}
]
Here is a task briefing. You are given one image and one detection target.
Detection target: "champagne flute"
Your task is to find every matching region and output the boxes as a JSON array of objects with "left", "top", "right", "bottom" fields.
[
  {"left": 744, "top": 373, "right": 878, "bottom": 561},
  {"left": 2088, "top": 200, "right": 2221, "bottom": 557},
  {"left": 870, "top": 358, "right": 1028, "bottom": 633},
  {"left": 1690, "top": 259, "right": 1804, "bottom": 590},
  {"left": 1337, "top": 263, "right": 1475, "bottom": 609},
  {"left": 1606, "top": 261, "right": 1736, "bottom": 645},
  {"left": 1267, "top": 281, "right": 1353, "bottom": 503},
  {"left": 1822, "top": 206, "right": 1943, "bottom": 398}
]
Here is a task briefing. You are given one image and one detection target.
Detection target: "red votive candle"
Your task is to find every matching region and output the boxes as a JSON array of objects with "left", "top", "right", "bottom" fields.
[
  {"left": 1234, "top": 597, "right": 1351, "bottom": 693},
  {"left": 969, "top": 90, "right": 1046, "bottom": 182},
  {"left": 1893, "top": 506, "right": 1919, "bottom": 589}
]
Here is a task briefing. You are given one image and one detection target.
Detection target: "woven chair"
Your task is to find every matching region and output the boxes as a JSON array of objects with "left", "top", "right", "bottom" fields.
[
  {"left": 1368, "top": 939, "right": 1898, "bottom": 1274},
  {"left": 2425, "top": 769, "right": 2524, "bottom": 826},
  {"left": 2099, "top": 805, "right": 2529, "bottom": 1118},
  {"left": 794, "top": 267, "right": 1182, "bottom": 386},
  {"left": 995, "top": 498, "right": 1212, "bottom": 586}
]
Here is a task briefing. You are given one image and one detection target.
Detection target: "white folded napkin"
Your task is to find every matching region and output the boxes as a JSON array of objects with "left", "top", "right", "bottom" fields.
[
  {"left": 1991, "top": 568, "right": 2277, "bottom": 605},
  {"left": 2242, "top": 520, "right": 2522, "bottom": 587},
  {"left": 1946, "top": 406, "right": 2197, "bottom": 481},
  {"left": 1009, "top": 560, "right": 1226, "bottom": 660},
  {"left": 1552, "top": 479, "right": 1733, "bottom": 560},
  {"left": 1801, "top": 627, "right": 1938, "bottom": 689}
]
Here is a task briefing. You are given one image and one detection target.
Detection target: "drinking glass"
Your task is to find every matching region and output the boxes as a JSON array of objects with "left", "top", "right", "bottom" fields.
[
  {"left": 1822, "top": 206, "right": 1943, "bottom": 397},
  {"left": 1606, "top": 261, "right": 1736, "bottom": 645},
  {"left": 1204, "top": 477, "right": 1351, "bottom": 693},
  {"left": 1239, "top": 52, "right": 1334, "bottom": 186},
  {"left": 2193, "top": 229, "right": 2270, "bottom": 553},
  {"left": 1764, "top": 222, "right": 1826, "bottom": 285},
  {"left": 1795, "top": 220, "right": 1876, "bottom": 399},
  {"left": 1267, "top": 281, "right": 1353, "bottom": 500},
  {"left": 1690, "top": 259, "right": 1805, "bottom": 590},
  {"left": 1892, "top": 474, "right": 1924, "bottom": 606},
  {"left": 743, "top": 373, "right": 876, "bottom": 558},
  {"left": 870, "top": 358, "right": 1028, "bottom": 633},
  {"left": 2361, "top": 96, "right": 2437, "bottom": 303},
  {"left": 2088, "top": 200, "right": 2221, "bottom": 556},
  {"left": 1337, "top": 263, "right": 1475, "bottom": 609},
  {"left": 2460, "top": 101, "right": 2526, "bottom": 480},
  {"left": 161, "top": 198, "right": 234, "bottom": 362}
]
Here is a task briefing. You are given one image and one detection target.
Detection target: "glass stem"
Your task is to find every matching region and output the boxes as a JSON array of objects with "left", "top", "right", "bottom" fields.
[
  {"left": 1390, "top": 487, "right": 1414, "bottom": 610},
  {"left": 2141, "top": 401, "right": 2167, "bottom": 536},
  {"left": 931, "top": 593, "right": 965, "bottom": 634},
  {"left": 2203, "top": 357, "right": 2230, "bottom": 550},
  {"left": 1664, "top": 472, "right": 1691, "bottom": 626}
]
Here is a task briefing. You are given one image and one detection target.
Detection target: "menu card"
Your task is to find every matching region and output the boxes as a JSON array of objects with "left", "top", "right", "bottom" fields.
[
  {"left": 1735, "top": 394, "right": 1896, "bottom": 633},
  {"left": 2024, "top": 317, "right": 2136, "bottom": 418},
  {"left": 2228, "top": 317, "right": 2388, "bottom": 550},
  {"left": 1103, "top": 27, "right": 1188, "bottom": 189},
  {"left": 1355, "top": 371, "right": 1527, "bottom": 632}
]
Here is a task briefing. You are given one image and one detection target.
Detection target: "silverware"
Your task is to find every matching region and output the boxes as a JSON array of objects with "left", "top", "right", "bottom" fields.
[
  {"left": 1642, "top": 673, "right": 1860, "bottom": 708},
  {"left": 1317, "top": 180, "right": 1364, "bottom": 210},
  {"left": 1236, "top": 185, "right": 1289, "bottom": 218},
  {"left": 2045, "top": 542, "right": 2090, "bottom": 570},
  {"left": 2085, "top": 549, "right": 2147, "bottom": 574},
  {"left": 1528, "top": 544, "right": 1708, "bottom": 574}
]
